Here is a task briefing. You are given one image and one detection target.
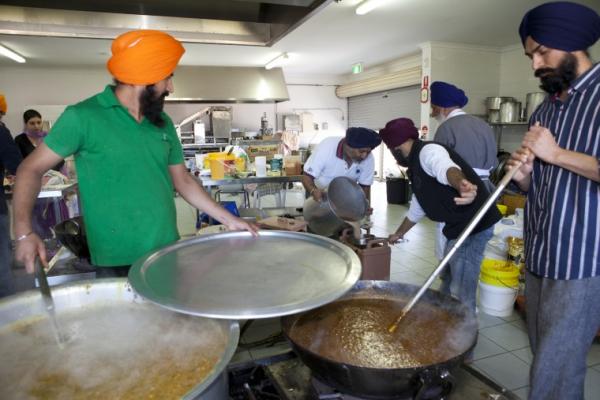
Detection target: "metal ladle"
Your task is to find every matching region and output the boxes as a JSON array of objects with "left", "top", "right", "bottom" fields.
[
  {"left": 35, "top": 259, "right": 67, "bottom": 348},
  {"left": 388, "top": 155, "right": 528, "bottom": 333}
]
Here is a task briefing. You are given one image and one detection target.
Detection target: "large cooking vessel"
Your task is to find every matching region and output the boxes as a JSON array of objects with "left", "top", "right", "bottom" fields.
[
  {"left": 0, "top": 279, "right": 239, "bottom": 400},
  {"left": 525, "top": 92, "right": 546, "bottom": 120},
  {"left": 282, "top": 281, "right": 478, "bottom": 399},
  {"left": 499, "top": 101, "right": 521, "bottom": 123},
  {"left": 303, "top": 176, "right": 368, "bottom": 237}
]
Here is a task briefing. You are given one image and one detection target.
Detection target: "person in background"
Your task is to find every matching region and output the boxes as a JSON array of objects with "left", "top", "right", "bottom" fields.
[
  {"left": 0, "top": 94, "right": 23, "bottom": 297},
  {"left": 15, "top": 109, "right": 64, "bottom": 172},
  {"left": 381, "top": 118, "right": 501, "bottom": 313},
  {"left": 507, "top": 3, "right": 600, "bottom": 399},
  {"left": 430, "top": 81, "right": 498, "bottom": 260},
  {"left": 15, "top": 109, "right": 68, "bottom": 239},
  {"left": 302, "top": 127, "right": 381, "bottom": 204},
  {"left": 13, "top": 29, "right": 256, "bottom": 278}
]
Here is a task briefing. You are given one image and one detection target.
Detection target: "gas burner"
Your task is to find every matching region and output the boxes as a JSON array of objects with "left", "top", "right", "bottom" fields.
[{"left": 311, "top": 376, "right": 374, "bottom": 399}]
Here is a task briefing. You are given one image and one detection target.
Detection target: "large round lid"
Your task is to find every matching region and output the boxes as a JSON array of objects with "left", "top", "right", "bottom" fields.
[{"left": 128, "top": 231, "right": 361, "bottom": 319}]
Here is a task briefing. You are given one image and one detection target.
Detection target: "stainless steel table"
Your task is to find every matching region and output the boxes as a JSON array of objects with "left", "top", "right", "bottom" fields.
[{"left": 199, "top": 175, "right": 303, "bottom": 198}]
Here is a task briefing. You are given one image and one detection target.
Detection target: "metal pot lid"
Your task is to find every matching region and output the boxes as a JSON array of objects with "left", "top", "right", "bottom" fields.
[{"left": 128, "top": 231, "right": 362, "bottom": 319}]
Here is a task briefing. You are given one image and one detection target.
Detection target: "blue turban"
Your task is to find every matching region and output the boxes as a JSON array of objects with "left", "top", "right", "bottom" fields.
[
  {"left": 345, "top": 127, "right": 382, "bottom": 149},
  {"left": 430, "top": 81, "right": 468, "bottom": 108},
  {"left": 519, "top": 2, "right": 600, "bottom": 51}
]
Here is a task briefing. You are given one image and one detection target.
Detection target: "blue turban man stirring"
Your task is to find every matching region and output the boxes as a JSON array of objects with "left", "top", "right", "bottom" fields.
[
  {"left": 507, "top": 2, "right": 600, "bottom": 399},
  {"left": 302, "top": 127, "right": 381, "bottom": 204}
]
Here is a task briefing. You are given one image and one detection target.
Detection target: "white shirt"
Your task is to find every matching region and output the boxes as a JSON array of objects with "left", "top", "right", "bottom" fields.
[
  {"left": 303, "top": 136, "right": 375, "bottom": 189},
  {"left": 406, "top": 143, "right": 460, "bottom": 223}
]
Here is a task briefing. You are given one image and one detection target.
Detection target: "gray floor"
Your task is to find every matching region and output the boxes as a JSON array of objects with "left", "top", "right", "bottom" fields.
[{"left": 230, "top": 181, "right": 600, "bottom": 400}]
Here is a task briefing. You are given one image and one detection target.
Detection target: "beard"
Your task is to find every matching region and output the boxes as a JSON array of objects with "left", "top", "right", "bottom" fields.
[
  {"left": 535, "top": 53, "right": 578, "bottom": 95},
  {"left": 140, "top": 85, "right": 169, "bottom": 127},
  {"left": 391, "top": 149, "right": 409, "bottom": 167}
]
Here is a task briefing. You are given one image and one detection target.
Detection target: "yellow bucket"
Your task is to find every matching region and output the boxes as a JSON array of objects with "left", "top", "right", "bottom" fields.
[
  {"left": 207, "top": 153, "right": 235, "bottom": 179},
  {"left": 480, "top": 258, "right": 520, "bottom": 288},
  {"left": 496, "top": 204, "right": 508, "bottom": 216}
]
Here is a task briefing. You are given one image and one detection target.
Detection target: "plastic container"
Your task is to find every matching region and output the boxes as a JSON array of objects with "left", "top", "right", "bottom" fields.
[
  {"left": 478, "top": 281, "right": 518, "bottom": 317},
  {"left": 255, "top": 156, "right": 267, "bottom": 177},
  {"left": 496, "top": 204, "right": 508, "bottom": 216},
  {"left": 207, "top": 153, "right": 235, "bottom": 179},
  {"left": 480, "top": 258, "right": 520, "bottom": 288}
]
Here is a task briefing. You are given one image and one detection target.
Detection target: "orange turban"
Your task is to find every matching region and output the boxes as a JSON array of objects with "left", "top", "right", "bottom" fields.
[
  {"left": 0, "top": 94, "right": 6, "bottom": 114},
  {"left": 107, "top": 30, "right": 185, "bottom": 85}
]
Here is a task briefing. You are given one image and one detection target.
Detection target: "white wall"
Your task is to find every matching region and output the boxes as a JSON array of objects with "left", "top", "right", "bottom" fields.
[{"left": 0, "top": 65, "right": 347, "bottom": 146}]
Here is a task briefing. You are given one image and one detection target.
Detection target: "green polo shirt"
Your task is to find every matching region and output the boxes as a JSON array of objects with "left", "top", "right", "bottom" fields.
[{"left": 45, "top": 85, "right": 184, "bottom": 266}]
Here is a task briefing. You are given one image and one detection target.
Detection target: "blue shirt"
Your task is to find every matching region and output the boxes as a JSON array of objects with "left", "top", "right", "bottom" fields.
[{"left": 525, "top": 62, "right": 600, "bottom": 280}]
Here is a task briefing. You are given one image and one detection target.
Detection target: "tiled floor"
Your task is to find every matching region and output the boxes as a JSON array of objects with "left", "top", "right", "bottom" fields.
[{"left": 233, "top": 181, "right": 600, "bottom": 400}]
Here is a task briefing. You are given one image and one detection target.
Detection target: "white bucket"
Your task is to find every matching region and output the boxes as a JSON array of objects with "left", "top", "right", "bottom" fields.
[{"left": 478, "top": 281, "right": 518, "bottom": 317}]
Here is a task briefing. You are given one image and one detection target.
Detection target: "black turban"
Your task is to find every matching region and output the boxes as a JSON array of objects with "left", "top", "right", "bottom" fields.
[
  {"left": 519, "top": 1, "right": 600, "bottom": 51},
  {"left": 345, "top": 127, "right": 382, "bottom": 149}
]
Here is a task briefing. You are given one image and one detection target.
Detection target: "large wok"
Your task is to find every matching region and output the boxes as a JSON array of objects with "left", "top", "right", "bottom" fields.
[
  {"left": 282, "top": 281, "right": 478, "bottom": 399},
  {"left": 0, "top": 279, "right": 239, "bottom": 400}
]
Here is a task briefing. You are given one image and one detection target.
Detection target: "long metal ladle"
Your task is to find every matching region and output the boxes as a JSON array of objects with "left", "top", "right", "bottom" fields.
[
  {"left": 388, "top": 156, "right": 527, "bottom": 333},
  {"left": 35, "top": 259, "right": 67, "bottom": 347}
]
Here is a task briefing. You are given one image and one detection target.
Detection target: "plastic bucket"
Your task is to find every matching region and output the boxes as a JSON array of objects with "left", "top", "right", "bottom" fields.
[
  {"left": 208, "top": 153, "right": 235, "bottom": 179},
  {"left": 480, "top": 258, "right": 520, "bottom": 288},
  {"left": 478, "top": 281, "right": 518, "bottom": 317}
]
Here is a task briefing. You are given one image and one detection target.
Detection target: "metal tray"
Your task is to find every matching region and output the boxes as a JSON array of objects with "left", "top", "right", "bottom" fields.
[{"left": 128, "top": 231, "right": 361, "bottom": 319}]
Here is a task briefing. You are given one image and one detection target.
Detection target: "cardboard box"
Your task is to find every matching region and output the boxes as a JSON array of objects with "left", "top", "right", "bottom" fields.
[{"left": 499, "top": 194, "right": 527, "bottom": 215}]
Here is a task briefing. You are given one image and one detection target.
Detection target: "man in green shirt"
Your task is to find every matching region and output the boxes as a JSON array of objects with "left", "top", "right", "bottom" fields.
[{"left": 13, "top": 29, "right": 256, "bottom": 276}]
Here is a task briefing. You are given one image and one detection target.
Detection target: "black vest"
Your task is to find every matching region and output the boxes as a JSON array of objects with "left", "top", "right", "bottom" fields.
[{"left": 407, "top": 141, "right": 501, "bottom": 239}]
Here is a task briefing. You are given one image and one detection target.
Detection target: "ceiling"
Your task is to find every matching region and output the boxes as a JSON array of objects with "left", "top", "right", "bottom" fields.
[{"left": 1, "top": 0, "right": 599, "bottom": 78}]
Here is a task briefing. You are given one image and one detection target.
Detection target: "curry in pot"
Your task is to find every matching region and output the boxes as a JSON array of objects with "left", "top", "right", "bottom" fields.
[
  {"left": 0, "top": 303, "right": 226, "bottom": 399},
  {"left": 287, "top": 296, "right": 475, "bottom": 369}
]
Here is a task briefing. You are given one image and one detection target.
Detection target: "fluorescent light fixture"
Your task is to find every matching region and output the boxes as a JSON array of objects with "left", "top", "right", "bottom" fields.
[
  {"left": 0, "top": 44, "right": 26, "bottom": 63},
  {"left": 265, "top": 52, "right": 289, "bottom": 70},
  {"left": 355, "top": 0, "right": 389, "bottom": 15}
]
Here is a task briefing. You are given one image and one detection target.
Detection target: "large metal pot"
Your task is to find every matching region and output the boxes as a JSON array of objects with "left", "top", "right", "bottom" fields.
[
  {"left": 0, "top": 279, "right": 239, "bottom": 400},
  {"left": 486, "top": 96, "right": 514, "bottom": 111},
  {"left": 282, "top": 281, "right": 478, "bottom": 399},
  {"left": 499, "top": 101, "right": 520, "bottom": 123},
  {"left": 525, "top": 92, "right": 546, "bottom": 120},
  {"left": 303, "top": 176, "right": 368, "bottom": 237}
]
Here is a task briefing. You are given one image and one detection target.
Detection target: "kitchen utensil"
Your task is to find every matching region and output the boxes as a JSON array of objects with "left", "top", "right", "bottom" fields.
[
  {"left": 0, "top": 279, "right": 238, "bottom": 400},
  {"left": 54, "top": 216, "right": 90, "bottom": 260},
  {"left": 388, "top": 153, "right": 527, "bottom": 333},
  {"left": 499, "top": 101, "right": 520, "bottom": 123},
  {"left": 486, "top": 96, "right": 514, "bottom": 111},
  {"left": 128, "top": 231, "right": 361, "bottom": 319},
  {"left": 303, "top": 176, "right": 368, "bottom": 237},
  {"left": 34, "top": 259, "right": 66, "bottom": 347},
  {"left": 488, "top": 109, "right": 500, "bottom": 123},
  {"left": 282, "top": 280, "right": 477, "bottom": 399},
  {"left": 525, "top": 92, "right": 546, "bottom": 120}
]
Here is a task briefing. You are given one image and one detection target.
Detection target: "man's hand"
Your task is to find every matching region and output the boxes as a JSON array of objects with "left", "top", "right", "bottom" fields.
[
  {"left": 454, "top": 179, "right": 477, "bottom": 205},
  {"left": 388, "top": 232, "right": 404, "bottom": 244},
  {"left": 224, "top": 217, "right": 259, "bottom": 237},
  {"left": 311, "top": 188, "right": 324, "bottom": 202},
  {"left": 507, "top": 147, "right": 534, "bottom": 183},
  {"left": 522, "top": 124, "right": 561, "bottom": 163},
  {"left": 15, "top": 233, "right": 47, "bottom": 274}
]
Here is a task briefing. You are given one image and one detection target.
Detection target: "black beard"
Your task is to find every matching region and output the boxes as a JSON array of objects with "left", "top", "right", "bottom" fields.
[
  {"left": 140, "top": 85, "right": 168, "bottom": 127},
  {"left": 391, "top": 149, "right": 409, "bottom": 167},
  {"left": 535, "top": 53, "right": 578, "bottom": 95}
]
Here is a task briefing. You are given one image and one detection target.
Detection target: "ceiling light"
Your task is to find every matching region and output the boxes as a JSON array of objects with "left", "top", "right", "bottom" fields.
[
  {"left": 265, "top": 53, "right": 289, "bottom": 70},
  {"left": 355, "top": 0, "right": 389, "bottom": 15},
  {"left": 0, "top": 44, "right": 26, "bottom": 63}
]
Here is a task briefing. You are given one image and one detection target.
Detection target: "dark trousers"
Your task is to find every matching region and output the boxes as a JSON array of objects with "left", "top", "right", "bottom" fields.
[{"left": 526, "top": 271, "right": 600, "bottom": 400}]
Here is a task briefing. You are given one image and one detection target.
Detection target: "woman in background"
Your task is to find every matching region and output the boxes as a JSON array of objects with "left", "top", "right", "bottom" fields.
[
  {"left": 15, "top": 109, "right": 68, "bottom": 239},
  {"left": 15, "top": 109, "right": 64, "bottom": 172}
]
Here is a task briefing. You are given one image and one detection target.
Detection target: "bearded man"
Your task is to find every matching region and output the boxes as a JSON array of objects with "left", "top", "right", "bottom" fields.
[
  {"left": 507, "top": 2, "right": 600, "bottom": 399},
  {"left": 13, "top": 30, "right": 256, "bottom": 277}
]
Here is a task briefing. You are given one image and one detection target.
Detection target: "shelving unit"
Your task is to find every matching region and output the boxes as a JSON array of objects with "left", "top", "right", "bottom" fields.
[{"left": 490, "top": 122, "right": 528, "bottom": 151}]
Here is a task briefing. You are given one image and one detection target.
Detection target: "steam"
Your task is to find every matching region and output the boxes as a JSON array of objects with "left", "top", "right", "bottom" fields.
[{"left": 0, "top": 303, "right": 226, "bottom": 399}]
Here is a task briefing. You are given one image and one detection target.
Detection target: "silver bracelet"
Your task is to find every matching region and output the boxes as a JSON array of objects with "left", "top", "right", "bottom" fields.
[{"left": 15, "top": 231, "right": 33, "bottom": 242}]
